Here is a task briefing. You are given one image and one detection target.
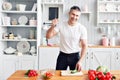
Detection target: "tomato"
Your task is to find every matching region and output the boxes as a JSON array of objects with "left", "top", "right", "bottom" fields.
[
  {"left": 88, "top": 73, "right": 96, "bottom": 80},
  {"left": 96, "top": 71, "right": 105, "bottom": 79},
  {"left": 27, "top": 70, "right": 38, "bottom": 77},
  {"left": 45, "top": 72, "right": 53, "bottom": 78},
  {"left": 106, "top": 72, "right": 112, "bottom": 79},
  {"left": 88, "top": 70, "right": 96, "bottom": 75}
]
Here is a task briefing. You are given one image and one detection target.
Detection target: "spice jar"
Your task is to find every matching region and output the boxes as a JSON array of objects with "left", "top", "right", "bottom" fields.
[
  {"left": 102, "top": 35, "right": 109, "bottom": 46},
  {"left": 11, "top": 19, "right": 17, "bottom": 25}
]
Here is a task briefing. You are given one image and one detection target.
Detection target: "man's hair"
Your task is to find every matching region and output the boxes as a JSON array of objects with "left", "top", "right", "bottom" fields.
[{"left": 70, "top": 6, "right": 81, "bottom": 12}]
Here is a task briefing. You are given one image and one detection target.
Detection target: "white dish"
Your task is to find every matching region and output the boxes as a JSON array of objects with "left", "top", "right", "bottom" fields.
[
  {"left": 106, "top": 3, "right": 116, "bottom": 11},
  {"left": 4, "top": 47, "right": 16, "bottom": 54},
  {"left": 2, "top": 2, "right": 12, "bottom": 10},
  {"left": 17, "top": 41, "right": 30, "bottom": 53},
  {"left": 18, "top": 16, "right": 28, "bottom": 25},
  {"left": 117, "top": 5, "right": 120, "bottom": 11},
  {"left": 61, "top": 70, "right": 83, "bottom": 76}
]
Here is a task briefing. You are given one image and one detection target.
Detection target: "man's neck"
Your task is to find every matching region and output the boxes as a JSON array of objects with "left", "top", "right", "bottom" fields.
[{"left": 68, "top": 21, "right": 77, "bottom": 26}]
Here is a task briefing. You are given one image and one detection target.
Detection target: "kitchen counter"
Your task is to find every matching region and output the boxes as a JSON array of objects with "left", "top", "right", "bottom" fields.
[{"left": 7, "top": 70, "right": 120, "bottom": 80}]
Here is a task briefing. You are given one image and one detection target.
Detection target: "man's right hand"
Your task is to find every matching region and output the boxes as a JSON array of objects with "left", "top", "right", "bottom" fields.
[{"left": 52, "top": 18, "right": 58, "bottom": 27}]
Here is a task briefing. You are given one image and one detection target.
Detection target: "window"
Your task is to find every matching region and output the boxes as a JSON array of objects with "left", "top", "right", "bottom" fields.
[{"left": 49, "top": 7, "right": 59, "bottom": 20}]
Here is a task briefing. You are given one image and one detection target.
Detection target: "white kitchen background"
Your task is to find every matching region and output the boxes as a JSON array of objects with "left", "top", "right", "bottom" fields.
[
  {"left": 0, "top": 0, "right": 120, "bottom": 80},
  {"left": 42, "top": 0, "right": 120, "bottom": 46}
]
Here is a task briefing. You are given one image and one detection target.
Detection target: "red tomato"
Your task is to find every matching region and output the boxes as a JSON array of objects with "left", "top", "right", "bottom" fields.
[
  {"left": 88, "top": 70, "right": 96, "bottom": 75},
  {"left": 88, "top": 73, "right": 96, "bottom": 80},
  {"left": 96, "top": 71, "right": 105, "bottom": 79},
  {"left": 45, "top": 72, "right": 53, "bottom": 78},
  {"left": 106, "top": 72, "right": 112, "bottom": 79}
]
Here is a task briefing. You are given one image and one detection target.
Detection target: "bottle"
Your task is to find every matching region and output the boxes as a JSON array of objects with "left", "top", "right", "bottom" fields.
[
  {"left": 102, "top": 35, "right": 109, "bottom": 46},
  {"left": 110, "top": 37, "right": 115, "bottom": 46},
  {"left": 29, "top": 29, "right": 35, "bottom": 39},
  {"left": 42, "top": 37, "right": 47, "bottom": 46}
]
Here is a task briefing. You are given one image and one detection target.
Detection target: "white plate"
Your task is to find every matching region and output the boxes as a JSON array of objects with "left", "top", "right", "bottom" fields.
[
  {"left": 18, "top": 16, "right": 28, "bottom": 25},
  {"left": 4, "top": 47, "right": 16, "bottom": 54},
  {"left": 106, "top": 3, "right": 116, "bottom": 11},
  {"left": 17, "top": 41, "right": 30, "bottom": 53},
  {"left": 2, "top": 2, "right": 12, "bottom": 10},
  {"left": 61, "top": 70, "right": 83, "bottom": 76},
  {"left": 117, "top": 5, "right": 120, "bottom": 11}
]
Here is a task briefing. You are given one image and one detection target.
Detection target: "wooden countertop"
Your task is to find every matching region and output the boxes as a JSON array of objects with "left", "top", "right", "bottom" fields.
[{"left": 7, "top": 70, "right": 120, "bottom": 80}]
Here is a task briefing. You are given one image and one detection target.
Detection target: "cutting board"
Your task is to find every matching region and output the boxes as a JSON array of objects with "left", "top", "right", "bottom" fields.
[{"left": 61, "top": 70, "right": 83, "bottom": 76}]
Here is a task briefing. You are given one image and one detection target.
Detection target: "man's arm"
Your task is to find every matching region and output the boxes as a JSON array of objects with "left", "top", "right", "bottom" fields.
[
  {"left": 46, "top": 19, "right": 58, "bottom": 39},
  {"left": 76, "top": 39, "right": 88, "bottom": 71}
]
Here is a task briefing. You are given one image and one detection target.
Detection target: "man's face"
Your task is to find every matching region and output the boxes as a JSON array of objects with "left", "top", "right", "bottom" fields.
[{"left": 69, "top": 9, "right": 81, "bottom": 25}]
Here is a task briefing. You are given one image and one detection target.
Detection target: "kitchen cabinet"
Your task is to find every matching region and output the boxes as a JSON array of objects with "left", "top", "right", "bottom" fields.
[
  {"left": 39, "top": 47, "right": 59, "bottom": 70},
  {"left": 0, "top": 0, "right": 40, "bottom": 55},
  {"left": 0, "top": 0, "right": 41, "bottom": 79},
  {"left": 88, "top": 48, "right": 114, "bottom": 70},
  {"left": 81, "top": 51, "right": 89, "bottom": 70},
  {"left": 19, "top": 56, "right": 38, "bottom": 70},
  {"left": 111, "top": 48, "right": 120, "bottom": 70},
  {"left": 1, "top": 55, "right": 37, "bottom": 80},
  {"left": 2, "top": 55, "right": 19, "bottom": 80},
  {"left": 39, "top": 47, "right": 120, "bottom": 71}
]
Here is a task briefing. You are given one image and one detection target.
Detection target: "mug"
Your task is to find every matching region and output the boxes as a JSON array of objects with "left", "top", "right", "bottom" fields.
[
  {"left": 16, "top": 4, "right": 26, "bottom": 11},
  {"left": 29, "top": 20, "right": 37, "bottom": 26}
]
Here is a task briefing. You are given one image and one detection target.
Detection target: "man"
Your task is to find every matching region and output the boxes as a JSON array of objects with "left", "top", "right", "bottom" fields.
[{"left": 46, "top": 6, "right": 88, "bottom": 71}]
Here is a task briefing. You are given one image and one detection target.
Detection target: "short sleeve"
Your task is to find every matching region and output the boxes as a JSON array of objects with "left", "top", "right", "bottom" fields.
[{"left": 80, "top": 26, "right": 87, "bottom": 40}]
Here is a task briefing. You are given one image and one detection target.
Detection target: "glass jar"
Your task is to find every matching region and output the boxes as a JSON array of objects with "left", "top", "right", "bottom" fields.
[{"left": 11, "top": 19, "right": 17, "bottom": 25}]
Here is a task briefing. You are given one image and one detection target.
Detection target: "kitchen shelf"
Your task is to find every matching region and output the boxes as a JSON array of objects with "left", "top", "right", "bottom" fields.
[
  {"left": 98, "top": 11, "right": 120, "bottom": 13},
  {"left": 98, "top": 22, "right": 120, "bottom": 24},
  {"left": 99, "top": 1, "right": 120, "bottom": 3},
  {"left": 97, "top": 0, "right": 120, "bottom": 25},
  {"left": 0, "top": 0, "right": 38, "bottom": 54},
  {"left": 42, "top": 2, "right": 64, "bottom": 5},
  {"left": 1, "top": 11, "right": 37, "bottom": 14},
  {"left": 1, "top": 25, "right": 37, "bottom": 27},
  {"left": 1, "top": 39, "right": 37, "bottom": 41},
  {"left": 81, "top": 12, "right": 92, "bottom": 21}
]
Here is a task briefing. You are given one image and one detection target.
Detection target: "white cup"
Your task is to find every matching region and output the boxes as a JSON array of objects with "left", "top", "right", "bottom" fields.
[
  {"left": 29, "top": 20, "right": 37, "bottom": 26},
  {"left": 2, "top": 17, "right": 11, "bottom": 25},
  {"left": 16, "top": 4, "right": 26, "bottom": 11}
]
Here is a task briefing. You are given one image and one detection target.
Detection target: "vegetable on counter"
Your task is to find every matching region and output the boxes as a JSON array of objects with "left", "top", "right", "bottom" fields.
[
  {"left": 71, "top": 69, "right": 78, "bottom": 74},
  {"left": 88, "top": 66, "right": 116, "bottom": 80},
  {"left": 25, "top": 69, "right": 38, "bottom": 77}
]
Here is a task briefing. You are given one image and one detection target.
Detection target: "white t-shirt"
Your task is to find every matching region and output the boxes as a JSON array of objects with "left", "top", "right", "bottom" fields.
[{"left": 54, "top": 21, "right": 87, "bottom": 54}]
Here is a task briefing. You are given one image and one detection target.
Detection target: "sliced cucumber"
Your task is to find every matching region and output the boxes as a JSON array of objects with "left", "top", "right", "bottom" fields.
[{"left": 71, "top": 69, "right": 78, "bottom": 74}]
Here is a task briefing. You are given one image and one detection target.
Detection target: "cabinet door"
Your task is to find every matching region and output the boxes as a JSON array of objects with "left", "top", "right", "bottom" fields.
[
  {"left": 81, "top": 49, "right": 90, "bottom": 70},
  {"left": 2, "top": 56, "right": 19, "bottom": 80},
  {"left": 20, "top": 56, "right": 37, "bottom": 70},
  {"left": 111, "top": 48, "right": 120, "bottom": 70},
  {"left": 39, "top": 47, "right": 59, "bottom": 70},
  {"left": 0, "top": 56, "right": 2, "bottom": 80},
  {"left": 89, "top": 48, "right": 114, "bottom": 70}
]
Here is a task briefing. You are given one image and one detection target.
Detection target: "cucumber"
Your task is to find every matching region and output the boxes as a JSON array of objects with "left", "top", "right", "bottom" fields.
[{"left": 71, "top": 70, "right": 78, "bottom": 74}]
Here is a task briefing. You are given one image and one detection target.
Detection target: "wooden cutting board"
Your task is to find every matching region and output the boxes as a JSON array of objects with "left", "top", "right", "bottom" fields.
[{"left": 61, "top": 70, "right": 83, "bottom": 76}]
